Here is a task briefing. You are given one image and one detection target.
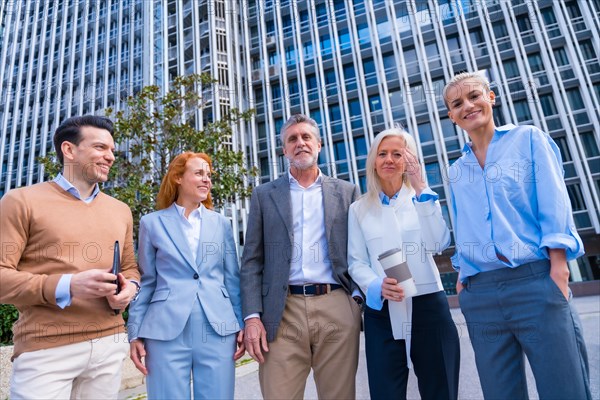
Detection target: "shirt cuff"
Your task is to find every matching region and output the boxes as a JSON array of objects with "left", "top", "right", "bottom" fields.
[
  {"left": 244, "top": 313, "right": 260, "bottom": 321},
  {"left": 412, "top": 187, "right": 439, "bottom": 203},
  {"left": 56, "top": 274, "right": 73, "bottom": 309},
  {"left": 366, "top": 277, "right": 384, "bottom": 310}
]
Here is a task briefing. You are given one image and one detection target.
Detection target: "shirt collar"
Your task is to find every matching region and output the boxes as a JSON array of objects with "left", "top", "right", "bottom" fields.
[
  {"left": 288, "top": 169, "right": 323, "bottom": 187},
  {"left": 173, "top": 202, "right": 203, "bottom": 219},
  {"left": 461, "top": 124, "right": 517, "bottom": 154},
  {"left": 53, "top": 173, "right": 100, "bottom": 201},
  {"left": 379, "top": 191, "right": 399, "bottom": 205}
]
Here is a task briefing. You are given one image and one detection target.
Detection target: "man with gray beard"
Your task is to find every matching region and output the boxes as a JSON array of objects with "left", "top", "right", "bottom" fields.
[{"left": 241, "top": 114, "right": 362, "bottom": 399}]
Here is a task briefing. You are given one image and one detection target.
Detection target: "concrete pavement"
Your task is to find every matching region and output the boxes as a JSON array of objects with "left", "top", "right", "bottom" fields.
[{"left": 119, "top": 295, "right": 600, "bottom": 399}]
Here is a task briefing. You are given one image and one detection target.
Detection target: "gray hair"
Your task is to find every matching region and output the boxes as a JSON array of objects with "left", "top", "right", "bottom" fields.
[
  {"left": 279, "top": 114, "right": 320, "bottom": 145},
  {"left": 365, "top": 128, "right": 418, "bottom": 205},
  {"left": 442, "top": 71, "right": 491, "bottom": 109}
]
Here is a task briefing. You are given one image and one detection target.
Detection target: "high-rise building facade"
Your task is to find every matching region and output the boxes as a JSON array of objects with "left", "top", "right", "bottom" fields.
[
  {"left": 238, "top": 0, "right": 600, "bottom": 288},
  {"left": 1, "top": 0, "right": 599, "bottom": 289},
  {"left": 0, "top": 0, "right": 146, "bottom": 192}
]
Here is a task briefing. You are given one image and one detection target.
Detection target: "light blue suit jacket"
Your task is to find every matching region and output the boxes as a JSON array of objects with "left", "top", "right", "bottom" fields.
[{"left": 127, "top": 204, "right": 243, "bottom": 341}]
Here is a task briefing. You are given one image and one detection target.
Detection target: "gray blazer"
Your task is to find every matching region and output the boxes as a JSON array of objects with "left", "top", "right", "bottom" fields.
[{"left": 240, "top": 174, "right": 360, "bottom": 342}]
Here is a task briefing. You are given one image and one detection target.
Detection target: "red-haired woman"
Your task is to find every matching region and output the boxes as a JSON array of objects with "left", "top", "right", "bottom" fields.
[{"left": 127, "top": 152, "right": 244, "bottom": 399}]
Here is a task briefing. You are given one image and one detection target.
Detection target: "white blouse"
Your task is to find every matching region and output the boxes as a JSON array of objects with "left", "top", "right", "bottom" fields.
[{"left": 348, "top": 185, "right": 450, "bottom": 353}]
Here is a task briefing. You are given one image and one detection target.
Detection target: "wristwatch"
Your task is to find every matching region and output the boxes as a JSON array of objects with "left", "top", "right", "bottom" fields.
[{"left": 130, "top": 280, "right": 141, "bottom": 302}]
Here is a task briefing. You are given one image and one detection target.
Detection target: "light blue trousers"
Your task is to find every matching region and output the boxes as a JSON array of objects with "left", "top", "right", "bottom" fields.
[
  {"left": 459, "top": 260, "right": 591, "bottom": 399},
  {"left": 145, "top": 299, "right": 236, "bottom": 400}
]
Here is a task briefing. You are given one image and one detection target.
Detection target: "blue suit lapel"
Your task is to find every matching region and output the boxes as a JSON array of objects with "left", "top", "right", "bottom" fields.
[{"left": 158, "top": 204, "right": 197, "bottom": 272}]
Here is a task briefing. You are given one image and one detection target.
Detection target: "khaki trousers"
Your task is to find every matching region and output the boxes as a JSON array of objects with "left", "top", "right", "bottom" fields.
[
  {"left": 10, "top": 332, "right": 129, "bottom": 399},
  {"left": 259, "top": 289, "right": 361, "bottom": 400}
]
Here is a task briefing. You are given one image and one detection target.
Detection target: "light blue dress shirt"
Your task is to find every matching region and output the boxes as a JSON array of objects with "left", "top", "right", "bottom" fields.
[
  {"left": 53, "top": 174, "right": 100, "bottom": 309},
  {"left": 449, "top": 124, "right": 584, "bottom": 282},
  {"left": 366, "top": 187, "right": 439, "bottom": 309}
]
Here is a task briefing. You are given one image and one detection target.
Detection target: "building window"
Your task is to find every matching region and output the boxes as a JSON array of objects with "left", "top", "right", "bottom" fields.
[
  {"left": 440, "top": 118, "right": 460, "bottom": 151},
  {"left": 303, "top": 41, "right": 314, "bottom": 59},
  {"left": 306, "top": 74, "right": 317, "bottom": 90},
  {"left": 566, "top": 88, "right": 585, "bottom": 110},
  {"left": 567, "top": 183, "right": 591, "bottom": 228},
  {"left": 268, "top": 51, "right": 279, "bottom": 66},
  {"left": 357, "top": 23, "right": 370, "bottom": 44},
  {"left": 368, "top": 95, "right": 382, "bottom": 112},
  {"left": 553, "top": 48, "right": 569, "bottom": 66},
  {"left": 320, "top": 34, "right": 332, "bottom": 55},
  {"left": 363, "top": 58, "right": 377, "bottom": 86},
  {"left": 271, "top": 85, "right": 281, "bottom": 100},
  {"left": 324, "top": 69, "right": 336, "bottom": 85},
  {"left": 377, "top": 19, "right": 390, "bottom": 40},
  {"left": 541, "top": 7, "right": 557, "bottom": 25},
  {"left": 493, "top": 21, "right": 508, "bottom": 38},
  {"left": 540, "top": 94, "right": 558, "bottom": 116},
  {"left": 516, "top": 15, "right": 532, "bottom": 32},
  {"left": 344, "top": 63, "right": 357, "bottom": 91},
  {"left": 581, "top": 132, "right": 600, "bottom": 158},
  {"left": 513, "top": 100, "right": 532, "bottom": 122},
  {"left": 338, "top": 28, "right": 351, "bottom": 51},
  {"left": 503, "top": 59, "right": 519, "bottom": 78},
  {"left": 333, "top": 140, "right": 348, "bottom": 173},
  {"left": 285, "top": 46, "right": 296, "bottom": 66},
  {"left": 579, "top": 40, "right": 597, "bottom": 61},
  {"left": 425, "top": 42, "right": 441, "bottom": 68},
  {"left": 528, "top": 53, "right": 544, "bottom": 72},
  {"left": 565, "top": 1, "right": 582, "bottom": 18}
]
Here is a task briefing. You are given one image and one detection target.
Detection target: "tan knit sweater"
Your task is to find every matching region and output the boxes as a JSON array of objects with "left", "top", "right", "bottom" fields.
[{"left": 0, "top": 182, "right": 140, "bottom": 359}]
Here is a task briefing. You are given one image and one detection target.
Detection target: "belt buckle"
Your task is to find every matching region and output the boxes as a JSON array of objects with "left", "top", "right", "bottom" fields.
[{"left": 303, "top": 284, "right": 315, "bottom": 297}]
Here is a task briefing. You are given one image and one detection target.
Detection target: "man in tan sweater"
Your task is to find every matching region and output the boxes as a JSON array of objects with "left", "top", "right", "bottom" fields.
[{"left": 0, "top": 115, "right": 141, "bottom": 399}]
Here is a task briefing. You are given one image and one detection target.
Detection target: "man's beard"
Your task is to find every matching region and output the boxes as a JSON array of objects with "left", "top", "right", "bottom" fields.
[{"left": 288, "top": 152, "right": 318, "bottom": 170}]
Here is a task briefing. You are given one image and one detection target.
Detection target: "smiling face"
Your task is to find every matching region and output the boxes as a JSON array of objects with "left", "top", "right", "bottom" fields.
[
  {"left": 374, "top": 136, "right": 406, "bottom": 186},
  {"left": 445, "top": 78, "right": 496, "bottom": 135},
  {"left": 282, "top": 122, "right": 321, "bottom": 170},
  {"left": 176, "top": 157, "right": 212, "bottom": 208},
  {"left": 63, "top": 126, "right": 115, "bottom": 184}
]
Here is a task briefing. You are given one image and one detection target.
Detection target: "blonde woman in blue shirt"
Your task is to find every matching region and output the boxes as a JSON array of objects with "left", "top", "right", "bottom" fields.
[
  {"left": 444, "top": 71, "right": 590, "bottom": 399},
  {"left": 348, "top": 129, "right": 460, "bottom": 400}
]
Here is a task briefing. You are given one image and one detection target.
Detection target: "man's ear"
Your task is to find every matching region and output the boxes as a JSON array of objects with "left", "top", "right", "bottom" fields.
[
  {"left": 61, "top": 141, "right": 76, "bottom": 162},
  {"left": 489, "top": 90, "right": 496, "bottom": 105}
]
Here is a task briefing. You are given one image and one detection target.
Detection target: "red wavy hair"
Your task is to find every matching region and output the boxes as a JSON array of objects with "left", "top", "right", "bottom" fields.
[{"left": 156, "top": 152, "right": 214, "bottom": 210}]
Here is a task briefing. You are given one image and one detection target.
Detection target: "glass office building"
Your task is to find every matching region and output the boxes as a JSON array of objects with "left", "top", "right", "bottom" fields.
[
  {"left": 239, "top": 0, "right": 600, "bottom": 287},
  {"left": 1, "top": 0, "right": 599, "bottom": 288}
]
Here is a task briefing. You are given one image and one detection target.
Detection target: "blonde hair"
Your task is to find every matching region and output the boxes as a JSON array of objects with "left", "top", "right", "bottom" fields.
[
  {"left": 442, "top": 71, "right": 491, "bottom": 109},
  {"left": 156, "top": 152, "right": 214, "bottom": 210},
  {"left": 365, "top": 128, "right": 418, "bottom": 205}
]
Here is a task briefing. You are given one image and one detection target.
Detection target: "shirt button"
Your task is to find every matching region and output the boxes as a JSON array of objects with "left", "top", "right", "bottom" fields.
[{"left": 193, "top": 273, "right": 199, "bottom": 280}]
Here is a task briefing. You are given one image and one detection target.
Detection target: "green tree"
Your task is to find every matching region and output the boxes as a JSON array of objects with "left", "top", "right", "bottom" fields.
[{"left": 40, "top": 73, "right": 257, "bottom": 238}]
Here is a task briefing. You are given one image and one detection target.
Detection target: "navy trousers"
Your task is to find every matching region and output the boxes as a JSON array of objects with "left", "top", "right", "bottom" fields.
[
  {"left": 460, "top": 260, "right": 591, "bottom": 399},
  {"left": 364, "top": 291, "right": 460, "bottom": 400}
]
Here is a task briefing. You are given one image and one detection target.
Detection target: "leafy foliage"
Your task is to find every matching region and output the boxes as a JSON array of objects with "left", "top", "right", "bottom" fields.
[{"left": 0, "top": 304, "right": 18, "bottom": 345}]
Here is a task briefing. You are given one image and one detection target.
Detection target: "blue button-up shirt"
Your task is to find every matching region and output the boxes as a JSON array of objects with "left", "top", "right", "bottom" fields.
[{"left": 449, "top": 124, "right": 584, "bottom": 282}]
